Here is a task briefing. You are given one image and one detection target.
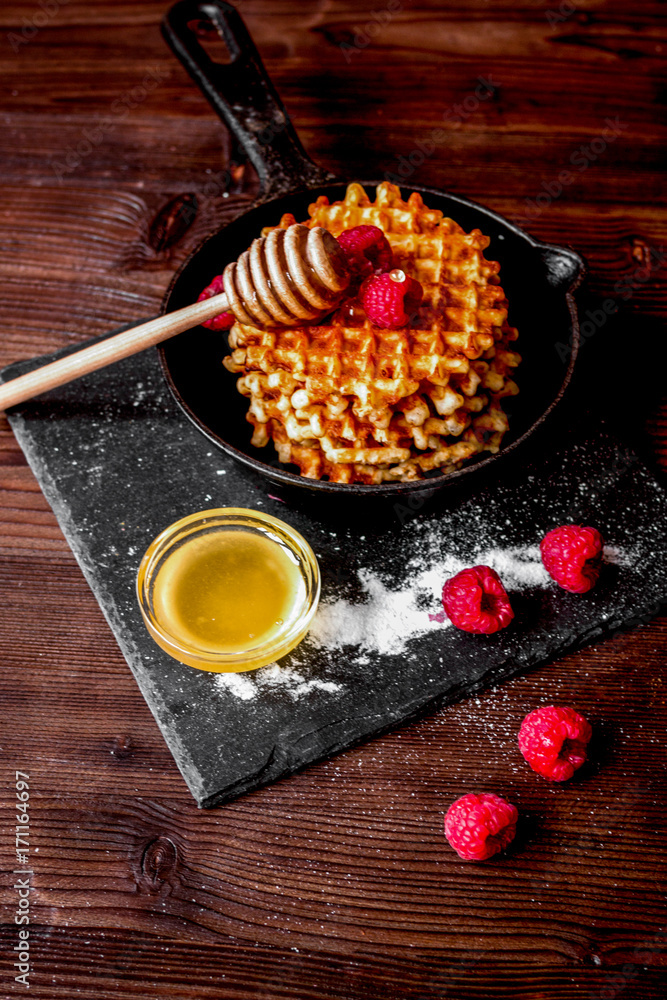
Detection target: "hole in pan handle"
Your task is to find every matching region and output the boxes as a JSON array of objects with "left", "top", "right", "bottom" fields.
[{"left": 161, "top": 0, "right": 337, "bottom": 200}]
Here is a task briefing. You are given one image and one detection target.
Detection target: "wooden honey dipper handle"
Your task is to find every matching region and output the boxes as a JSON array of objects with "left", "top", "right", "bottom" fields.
[{"left": 0, "top": 225, "right": 349, "bottom": 412}]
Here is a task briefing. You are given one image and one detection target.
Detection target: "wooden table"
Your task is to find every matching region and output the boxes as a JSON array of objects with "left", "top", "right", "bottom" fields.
[{"left": 1, "top": 2, "right": 665, "bottom": 997}]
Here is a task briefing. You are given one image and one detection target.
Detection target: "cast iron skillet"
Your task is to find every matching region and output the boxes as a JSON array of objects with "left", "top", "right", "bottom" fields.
[{"left": 159, "top": 1, "right": 584, "bottom": 502}]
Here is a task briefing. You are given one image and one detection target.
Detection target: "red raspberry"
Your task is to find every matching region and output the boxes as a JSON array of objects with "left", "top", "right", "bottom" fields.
[
  {"left": 442, "top": 565, "right": 514, "bottom": 635},
  {"left": 540, "top": 525, "right": 604, "bottom": 593},
  {"left": 444, "top": 792, "right": 518, "bottom": 861},
  {"left": 359, "top": 269, "right": 423, "bottom": 328},
  {"left": 198, "top": 274, "right": 235, "bottom": 330},
  {"left": 518, "top": 705, "right": 592, "bottom": 781},
  {"left": 336, "top": 225, "right": 394, "bottom": 279}
]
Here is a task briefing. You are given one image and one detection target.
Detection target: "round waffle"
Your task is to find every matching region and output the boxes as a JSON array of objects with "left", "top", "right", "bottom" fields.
[{"left": 223, "top": 182, "right": 520, "bottom": 485}]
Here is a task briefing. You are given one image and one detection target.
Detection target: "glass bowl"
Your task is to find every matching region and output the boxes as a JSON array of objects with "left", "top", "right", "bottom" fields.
[{"left": 137, "top": 508, "right": 320, "bottom": 672}]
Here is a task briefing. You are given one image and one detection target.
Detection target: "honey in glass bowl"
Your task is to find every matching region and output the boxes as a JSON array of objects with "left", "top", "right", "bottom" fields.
[{"left": 137, "top": 508, "right": 320, "bottom": 672}]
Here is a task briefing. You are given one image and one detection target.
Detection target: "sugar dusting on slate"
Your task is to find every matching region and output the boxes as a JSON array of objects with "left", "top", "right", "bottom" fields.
[
  {"left": 215, "top": 538, "right": 633, "bottom": 701},
  {"left": 309, "top": 543, "right": 549, "bottom": 656},
  {"left": 215, "top": 662, "right": 342, "bottom": 701}
]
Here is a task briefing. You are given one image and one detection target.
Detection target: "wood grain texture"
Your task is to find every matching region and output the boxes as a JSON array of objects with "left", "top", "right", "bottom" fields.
[
  {"left": 0, "top": 291, "right": 237, "bottom": 410},
  {"left": 0, "top": 1, "right": 666, "bottom": 997}
]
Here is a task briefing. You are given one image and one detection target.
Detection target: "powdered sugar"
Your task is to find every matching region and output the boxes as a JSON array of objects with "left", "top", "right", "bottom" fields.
[
  {"left": 215, "top": 662, "right": 342, "bottom": 701},
  {"left": 603, "top": 545, "right": 637, "bottom": 569},
  {"left": 214, "top": 528, "right": 634, "bottom": 701},
  {"left": 483, "top": 544, "right": 550, "bottom": 590},
  {"left": 309, "top": 543, "right": 550, "bottom": 657}
]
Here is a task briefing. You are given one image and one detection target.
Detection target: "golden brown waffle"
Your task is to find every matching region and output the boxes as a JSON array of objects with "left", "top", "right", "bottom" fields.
[{"left": 223, "top": 182, "right": 520, "bottom": 484}]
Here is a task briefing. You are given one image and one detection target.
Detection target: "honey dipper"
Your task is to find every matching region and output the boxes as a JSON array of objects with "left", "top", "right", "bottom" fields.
[{"left": 0, "top": 225, "right": 349, "bottom": 411}]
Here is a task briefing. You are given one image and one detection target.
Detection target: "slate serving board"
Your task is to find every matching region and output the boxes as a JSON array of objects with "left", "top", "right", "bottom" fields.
[{"left": 3, "top": 338, "right": 667, "bottom": 807}]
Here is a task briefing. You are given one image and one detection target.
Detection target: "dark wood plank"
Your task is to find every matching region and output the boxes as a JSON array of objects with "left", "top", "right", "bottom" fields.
[{"left": 0, "top": 1, "right": 666, "bottom": 997}]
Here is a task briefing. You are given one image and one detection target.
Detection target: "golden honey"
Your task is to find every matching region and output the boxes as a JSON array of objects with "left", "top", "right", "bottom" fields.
[
  {"left": 153, "top": 530, "right": 304, "bottom": 654},
  {"left": 137, "top": 509, "right": 320, "bottom": 672}
]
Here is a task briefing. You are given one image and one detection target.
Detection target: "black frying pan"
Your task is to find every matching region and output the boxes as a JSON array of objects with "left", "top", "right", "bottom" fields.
[{"left": 159, "top": 1, "right": 585, "bottom": 502}]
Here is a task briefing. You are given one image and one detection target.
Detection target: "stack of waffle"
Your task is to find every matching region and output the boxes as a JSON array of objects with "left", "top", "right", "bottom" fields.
[{"left": 223, "top": 182, "right": 520, "bottom": 484}]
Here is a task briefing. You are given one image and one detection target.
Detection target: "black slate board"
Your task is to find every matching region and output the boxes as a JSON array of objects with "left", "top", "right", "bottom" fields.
[{"left": 3, "top": 339, "right": 667, "bottom": 807}]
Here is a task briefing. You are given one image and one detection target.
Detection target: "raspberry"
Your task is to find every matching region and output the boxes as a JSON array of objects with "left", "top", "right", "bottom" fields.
[
  {"left": 444, "top": 792, "right": 518, "bottom": 861},
  {"left": 336, "top": 225, "right": 394, "bottom": 279},
  {"left": 540, "top": 524, "right": 604, "bottom": 593},
  {"left": 198, "top": 274, "right": 235, "bottom": 330},
  {"left": 442, "top": 565, "right": 514, "bottom": 634},
  {"left": 518, "top": 705, "right": 592, "bottom": 781},
  {"left": 359, "top": 269, "right": 423, "bottom": 328}
]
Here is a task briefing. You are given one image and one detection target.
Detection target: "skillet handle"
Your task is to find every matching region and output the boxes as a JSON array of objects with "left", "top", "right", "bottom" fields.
[
  {"left": 162, "top": 1, "right": 337, "bottom": 199},
  {"left": 536, "top": 242, "right": 586, "bottom": 293}
]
